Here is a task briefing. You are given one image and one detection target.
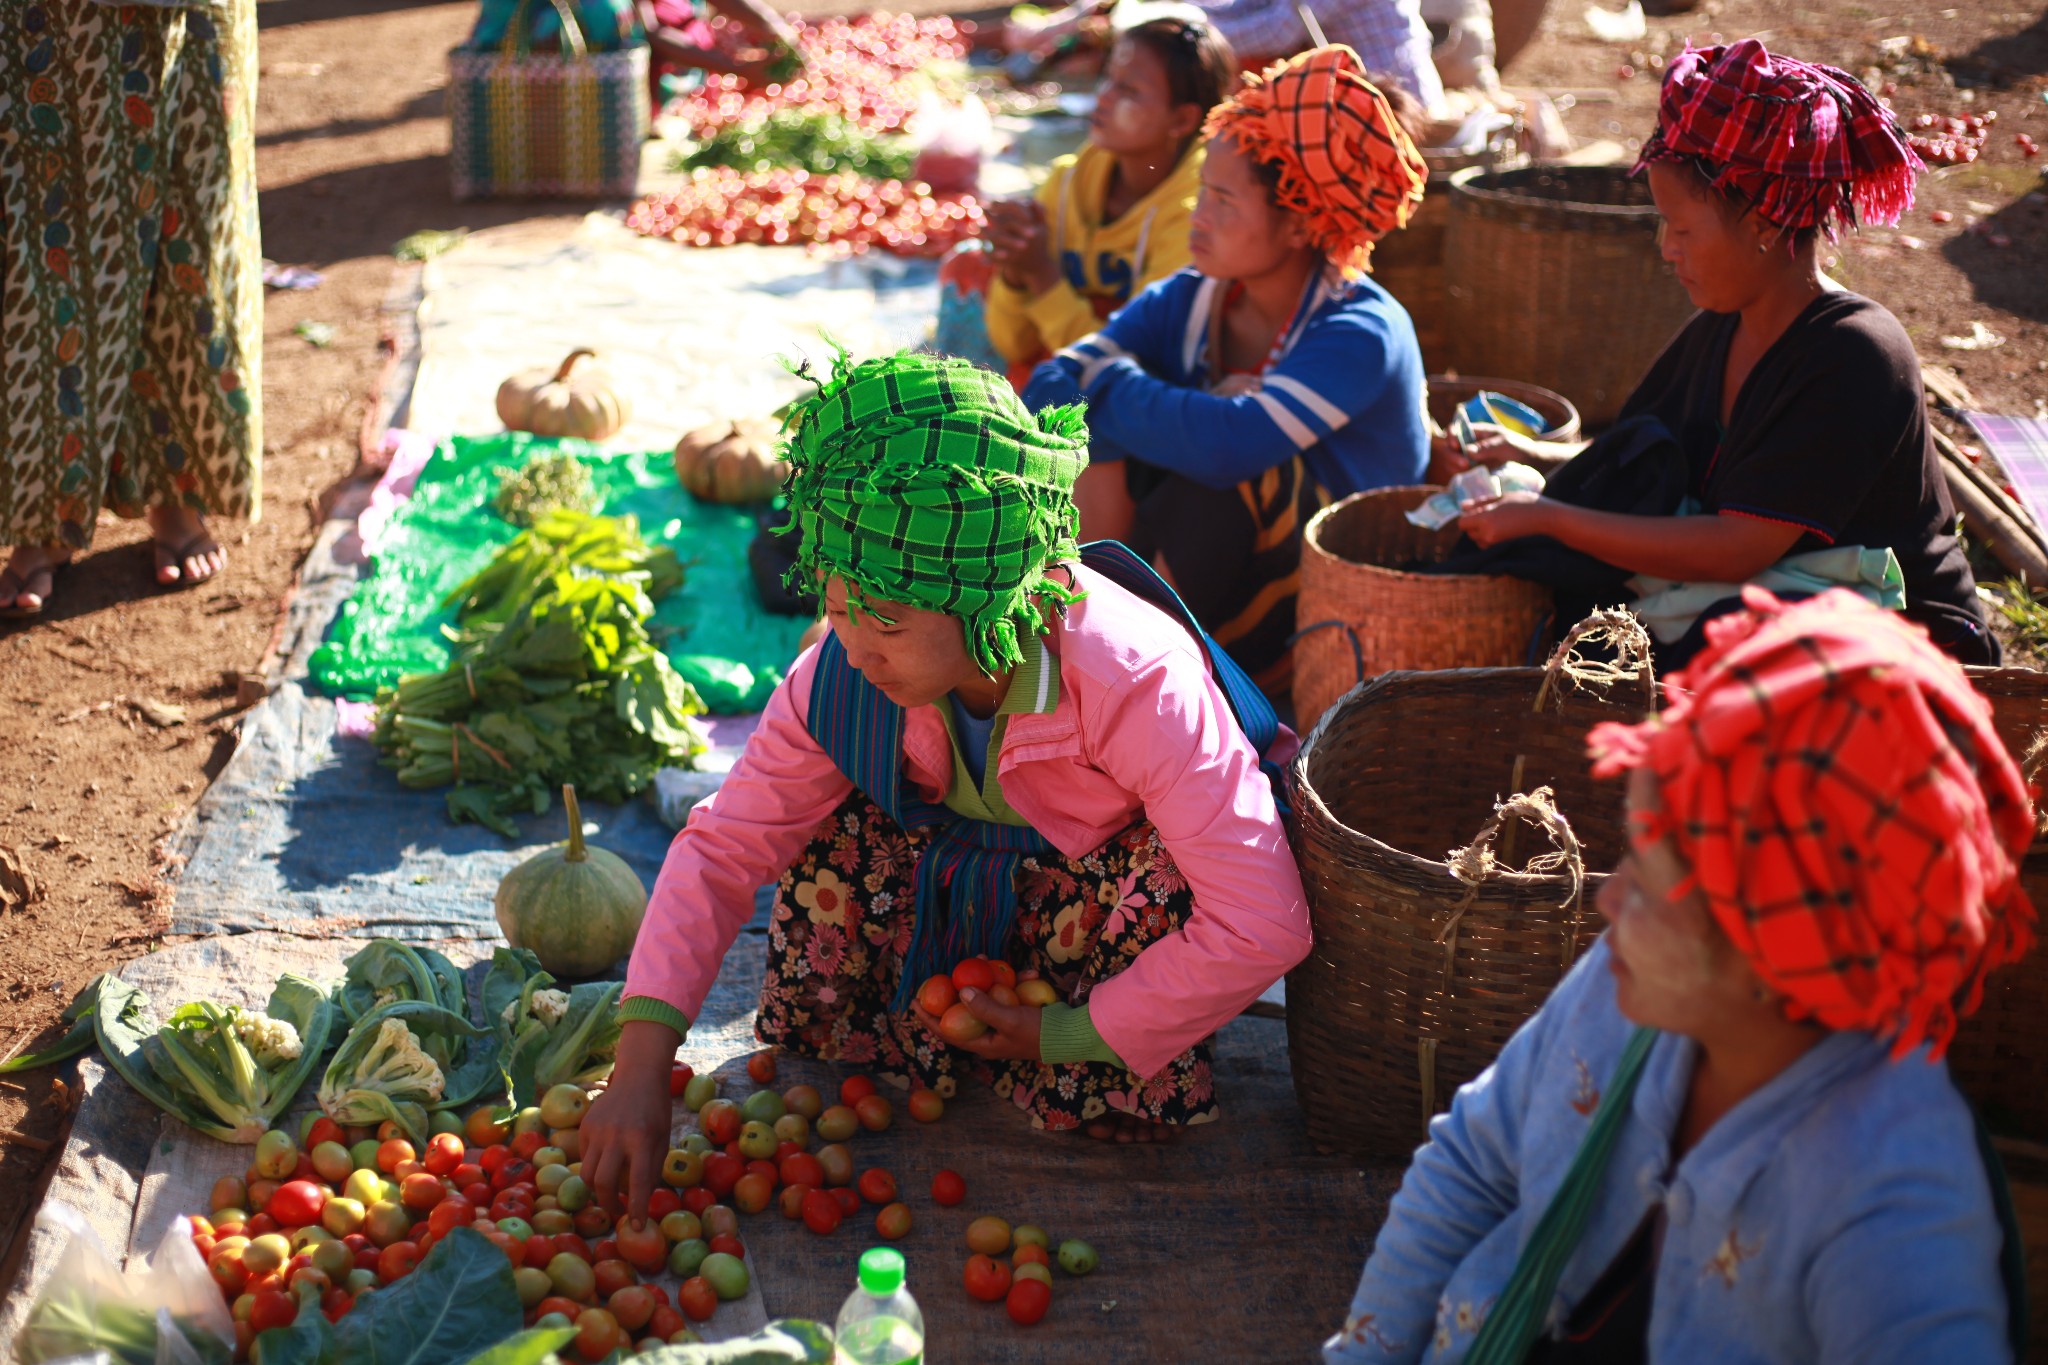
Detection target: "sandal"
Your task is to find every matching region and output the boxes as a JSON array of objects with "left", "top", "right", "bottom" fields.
[
  {"left": 0, "top": 558, "right": 64, "bottom": 619},
  {"left": 152, "top": 528, "right": 224, "bottom": 589}
]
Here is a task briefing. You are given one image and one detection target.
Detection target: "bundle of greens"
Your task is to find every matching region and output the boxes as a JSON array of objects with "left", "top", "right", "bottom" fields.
[
  {"left": 491, "top": 454, "right": 598, "bottom": 527},
  {"left": 481, "top": 947, "right": 623, "bottom": 1109},
  {"left": 318, "top": 1000, "right": 497, "bottom": 1144},
  {"left": 86, "top": 974, "right": 337, "bottom": 1144},
  {"left": 675, "top": 108, "right": 917, "bottom": 181},
  {"left": 372, "top": 511, "right": 706, "bottom": 836},
  {"left": 20, "top": 1283, "right": 231, "bottom": 1365},
  {"left": 333, "top": 939, "right": 469, "bottom": 1025}
]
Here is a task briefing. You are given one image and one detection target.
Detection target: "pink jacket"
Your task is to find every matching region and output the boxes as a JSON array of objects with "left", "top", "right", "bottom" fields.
[{"left": 625, "top": 564, "right": 1312, "bottom": 1080}]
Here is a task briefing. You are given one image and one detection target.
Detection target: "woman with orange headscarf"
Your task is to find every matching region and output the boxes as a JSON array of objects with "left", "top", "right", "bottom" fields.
[
  {"left": 1329, "top": 589, "right": 2031, "bottom": 1363},
  {"left": 1024, "top": 44, "right": 1430, "bottom": 695}
]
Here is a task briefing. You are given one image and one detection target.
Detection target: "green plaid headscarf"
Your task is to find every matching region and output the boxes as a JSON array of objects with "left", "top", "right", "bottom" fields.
[{"left": 780, "top": 349, "right": 1091, "bottom": 676}]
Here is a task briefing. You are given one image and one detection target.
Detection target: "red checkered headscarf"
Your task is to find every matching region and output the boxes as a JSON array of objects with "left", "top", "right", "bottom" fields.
[
  {"left": 1203, "top": 45, "right": 1427, "bottom": 275},
  {"left": 1587, "top": 589, "right": 2036, "bottom": 1060},
  {"left": 1634, "top": 38, "right": 1921, "bottom": 239}
]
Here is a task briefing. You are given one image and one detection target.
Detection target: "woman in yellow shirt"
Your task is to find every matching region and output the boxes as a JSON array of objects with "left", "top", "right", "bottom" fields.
[{"left": 938, "top": 17, "right": 1238, "bottom": 389}]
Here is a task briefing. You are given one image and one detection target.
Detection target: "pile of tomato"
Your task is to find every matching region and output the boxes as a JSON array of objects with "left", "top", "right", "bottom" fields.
[
  {"left": 186, "top": 1083, "right": 742, "bottom": 1361},
  {"left": 625, "top": 168, "right": 984, "bottom": 258},
  {"left": 1907, "top": 110, "right": 1993, "bottom": 167},
  {"left": 661, "top": 14, "right": 968, "bottom": 143}
]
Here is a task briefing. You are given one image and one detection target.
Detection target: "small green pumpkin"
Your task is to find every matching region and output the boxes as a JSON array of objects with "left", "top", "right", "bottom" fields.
[{"left": 495, "top": 784, "right": 647, "bottom": 977}]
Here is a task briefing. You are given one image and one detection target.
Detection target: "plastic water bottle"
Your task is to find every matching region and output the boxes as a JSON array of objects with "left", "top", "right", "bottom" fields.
[{"left": 835, "top": 1246, "right": 924, "bottom": 1364}]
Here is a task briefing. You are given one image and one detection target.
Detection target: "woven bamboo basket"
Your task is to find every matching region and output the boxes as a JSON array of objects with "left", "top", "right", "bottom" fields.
[
  {"left": 1425, "top": 374, "right": 1582, "bottom": 446},
  {"left": 1293, "top": 486, "right": 1552, "bottom": 733},
  {"left": 1372, "top": 143, "right": 1526, "bottom": 373},
  {"left": 1442, "top": 166, "right": 1696, "bottom": 428},
  {"left": 1947, "top": 666, "right": 2048, "bottom": 1142},
  {"left": 1286, "top": 617, "right": 1656, "bottom": 1162}
]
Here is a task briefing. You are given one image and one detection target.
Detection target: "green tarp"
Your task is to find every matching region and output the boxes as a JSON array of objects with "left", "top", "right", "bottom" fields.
[{"left": 308, "top": 433, "right": 806, "bottom": 713}]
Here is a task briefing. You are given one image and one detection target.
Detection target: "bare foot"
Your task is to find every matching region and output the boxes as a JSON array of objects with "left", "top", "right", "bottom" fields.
[
  {"left": 1083, "top": 1114, "right": 1178, "bottom": 1144},
  {"left": 0, "top": 544, "right": 73, "bottom": 617},
  {"left": 146, "top": 506, "right": 226, "bottom": 587}
]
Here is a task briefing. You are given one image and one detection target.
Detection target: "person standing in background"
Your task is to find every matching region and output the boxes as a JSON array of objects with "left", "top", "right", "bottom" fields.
[
  {"left": 1, "top": 0, "right": 262, "bottom": 616},
  {"left": 1194, "top": 0, "right": 1446, "bottom": 120}
]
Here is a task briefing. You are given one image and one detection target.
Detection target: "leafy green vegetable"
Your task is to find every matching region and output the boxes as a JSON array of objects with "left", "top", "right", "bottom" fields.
[
  {"left": 372, "top": 511, "right": 707, "bottom": 836},
  {"left": 676, "top": 108, "right": 916, "bottom": 181},
  {"left": 318, "top": 1000, "right": 496, "bottom": 1144},
  {"left": 334, "top": 940, "right": 468, "bottom": 1026},
  {"left": 631, "top": 1321, "right": 836, "bottom": 1364},
  {"left": 88, "top": 973, "right": 336, "bottom": 1144},
  {"left": 492, "top": 454, "right": 598, "bottom": 527},
  {"left": 0, "top": 987, "right": 101, "bottom": 1074},
  {"left": 484, "top": 948, "right": 622, "bottom": 1109},
  {"left": 451, "top": 1325, "right": 576, "bottom": 1365},
  {"left": 252, "top": 1227, "right": 524, "bottom": 1365}
]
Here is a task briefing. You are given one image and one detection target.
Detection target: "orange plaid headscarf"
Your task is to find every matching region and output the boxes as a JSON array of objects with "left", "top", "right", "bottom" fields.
[
  {"left": 1587, "top": 588, "right": 2036, "bottom": 1060},
  {"left": 1202, "top": 45, "right": 1428, "bottom": 275}
]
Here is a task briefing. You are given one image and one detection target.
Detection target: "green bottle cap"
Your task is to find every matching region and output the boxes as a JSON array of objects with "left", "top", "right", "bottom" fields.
[{"left": 858, "top": 1246, "right": 906, "bottom": 1295}]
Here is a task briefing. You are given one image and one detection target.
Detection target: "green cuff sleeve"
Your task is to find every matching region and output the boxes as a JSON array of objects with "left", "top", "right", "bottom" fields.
[
  {"left": 618, "top": 996, "right": 692, "bottom": 1041},
  {"left": 1037, "top": 1002, "right": 1125, "bottom": 1068}
]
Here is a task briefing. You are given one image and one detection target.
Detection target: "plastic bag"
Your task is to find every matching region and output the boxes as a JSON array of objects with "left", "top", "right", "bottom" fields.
[
  {"left": 17, "top": 1204, "right": 234, "bottom": 1365},
  {"left": 908, "top": 92, "right": 990, "bottom": 194}
]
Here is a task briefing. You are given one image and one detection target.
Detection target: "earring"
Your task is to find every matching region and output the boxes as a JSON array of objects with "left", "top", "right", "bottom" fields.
[{"left": 1756, "top": 241, "right": 1770, "bottom": 255}]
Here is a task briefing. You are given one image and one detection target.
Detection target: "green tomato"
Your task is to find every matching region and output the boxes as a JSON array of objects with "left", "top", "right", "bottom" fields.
[
  {"left": 736, "top": 1121, "right": 778, "bottom": 1161},
  {"left": 429, "top": 1110, "right": 465, "bottom": 1138},
  {"left": 700, "top": 1251, "right": 749, "bottom": 1301},
  {"left": 345, "top": 1268, "right": 379, "bottom": 1296},
  {"left": 513, "top": 1267, "right": 552, "bottom": 1308},
  {"left": 659, "top": 1210, "right": 703, "bottom": 1244},
  {"left": 538, "top": 1084, "right": 590, "bottom": 1130},
  {"left": 546, "top": 1252, "right": 596, "bottom": 1302},
  {"left": 682, "top": 1074, "right": 719, "bottom": 1113},
  {"left": 555, "top": 1174, "right": 590, "bottom": 1212},
  {"left": 536, "top": 1163, "right": 572, "bottom": 1196},
  {"left": 535, "top": 1312, "right": 574, "bottom": 1332},
  {"left": 1013, "top": 1224, "right": 1050, "bottom": 1251},
  {"left": 667, "top": 1238, "right": 711, "bottom": 1279},
  {"left": 739, "top": 1089, "right": 786, "bottom": 1126},
  {"left": 680, "top": 1133, "right": 713, "bottom": 1156},
  {"left": 1057, "top": 1238, "right": 1100, "bottom": 1276},
  {"left": 290, "top": 1225, "right": 337, "bottom": 1254},
  {"left": 496, "top": 1217, "right": 534, "bottom": 1243},
  {"left": 533, "top": 1146, "right": 567, "bottom": 1169},
  {"left": 348, "top": 1139, "right": 383, "bottom": 1174},
  {"left": 253, "top": 1131, "right": 298, "bottom": 1181},
  {"left": 343, "top": 1169, "right": 386, "bottom": 1208}
]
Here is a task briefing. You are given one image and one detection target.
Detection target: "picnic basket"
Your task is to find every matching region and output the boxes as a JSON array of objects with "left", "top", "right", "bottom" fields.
[
  {"left": 1946, "top": 666, "right": 2048, "bottom": 1145},
  {"left": 1286, "top": 615, "right": 1655, "bottom": 1162},
  {"left": 1292, "top": 486, "right": 1552, "bottom": 733},
  {"left": 1441, "top": 166, "right": 1695, "bottom": 428},
  {"left": 448, "top": 0, "right": 648, "bottom": 201}
]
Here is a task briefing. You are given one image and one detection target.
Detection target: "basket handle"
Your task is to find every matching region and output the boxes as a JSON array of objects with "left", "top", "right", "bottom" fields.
[
  {"left": 1289, "top": 618, "right": 1365, "bottom": 690},
  {"left": 500, "top": 0, "right": 591, "bottom": 61},
  {"left": 1531, "top": 607, "right": 1656, "bottom": 715},
  {"left": 1437, "top": 787, "right": 1588, "bottom": 990}
]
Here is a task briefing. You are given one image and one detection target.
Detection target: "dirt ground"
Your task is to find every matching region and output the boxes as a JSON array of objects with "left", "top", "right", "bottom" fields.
[{"left": 1, "top": 0, "right": 2044, "bottom": 1280}]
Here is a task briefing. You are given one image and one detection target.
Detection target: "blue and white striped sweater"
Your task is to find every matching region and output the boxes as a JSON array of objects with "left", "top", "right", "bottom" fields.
[{"left": 1022, "top": 266, "right": 1429, "bottom": 499}]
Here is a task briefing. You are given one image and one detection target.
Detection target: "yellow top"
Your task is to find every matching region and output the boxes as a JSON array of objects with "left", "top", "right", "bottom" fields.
[{"left": 984, "top": 140, "right": 1206, "bottom": 371}]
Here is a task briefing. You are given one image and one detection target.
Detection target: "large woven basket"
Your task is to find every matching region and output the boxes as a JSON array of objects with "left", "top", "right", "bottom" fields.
[
  {"left": 1293, "top": 486, "right": 1552, "bottom": 732},
  {"left": 1287, "top": 624, "right": 1656, "bottom": 1162},
  {"left": 1948, "top": 667, "right": 2048, "bottom": 1142},
  {"left": 1426, "top": 374, "right": 1582, "bottom": 447},
  {"left": 1442, "top": 166, "right": 1695, "bottom": 428},
  {"left": 1372, "top": 143, "right": 1525, "bottom": 373}
]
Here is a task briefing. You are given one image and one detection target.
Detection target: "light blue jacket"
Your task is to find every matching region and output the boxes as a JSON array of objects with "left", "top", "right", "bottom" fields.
[{"left": 1328, "top": 938, "right": 2011, "bottom": 1364}]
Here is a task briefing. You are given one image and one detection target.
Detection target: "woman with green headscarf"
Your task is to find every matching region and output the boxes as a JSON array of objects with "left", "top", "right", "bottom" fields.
[{"left": 581, "top": 350, "right": 1311, "bottom": 1213}]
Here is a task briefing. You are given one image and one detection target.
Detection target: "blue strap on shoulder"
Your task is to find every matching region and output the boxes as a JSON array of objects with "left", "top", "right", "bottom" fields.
[{"left": 1077, "top": 540, "right": 1290, "bottom": 812}]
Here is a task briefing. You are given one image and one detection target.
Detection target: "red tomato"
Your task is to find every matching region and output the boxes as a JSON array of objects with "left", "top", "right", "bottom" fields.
[
  {"left": 352, "top": 1247, "right": 381, "bottom": 1274},
  {"left": 829, "top": 1187, "right": 861, "bottom": 1216},
  {"left": 401, "top": 1173, "right": 446, "bottom": 1212},
  {"left": 451, "top": 1163, "right": 484, "bottom": 1187},
  {"left": 510, "top": 1131, "right": 546, "bottom": 1162},
  {"left": 1013, "top": 1244, "right": 1050, "bottom": 1269},
  {"left": 592, "top": 1238, "right": 620, "bottom": 1264},
  {"left": 249, "top": 1290, "right": 299, "bottom": 1334},
  {"left": 305, "top": 1117, "right": 347, "bottom": 1151},
  {"left": 467, "top": 1108, "right": 511, "bottom": 1148},
  {"left": 669, "top": 1064, "right": 694, "bottom": 1097},
  {"left": 853, "top": 1095, "right": 893, "bottom": 1132},
  {"left": 949, "top": 958, "right": 997, "bottom": 993},
  {"left": 779, "top": 1183, "right": 814, "bottom": 1220},
  {"left": 681, "top": 1188, "right": 717, "bottom": 1216},
  {"left": 837, "top": 1075, "right": 877, "bottom": 1107},
  {"left": 462, "top": 1182, "right": 493, "bottom": 1208},
  {"left": 492, "top": 1160, "right": 535, "bottom": 1193},
  {"left": 987, "top": 960, "right": 1018, "bottom": 990},
  {"left": 1006, "top": 1277, "right": 1051, "bottom": 1325},
  {"left": 964, "top": 1253, "right": 1012, "bottom": 1302},
  {"left": 678, "top": 1277, "right": 718, "bottom": 1321},
  {"left": 616, "top": 1218, "right": 669, "bottom": 1274},
  {"left": 746, "top": 1051, "right": 777, "bottom": 1085},
  {"left": 907, "top": 1089, "right": 943, "bottom": 1124},
  {"left": 573, "top": 1206, "right": 613, "bottom": 1239},
  {"left": 423, "top": 1133, "right": 465, "bottom": 1176},
  {"left": 523, "top": 1235, "right": 556, "bottom": 1270},
  {"left": 427, "top": 1199, "right": 475, "bottom": 1238},
  {"left": 594, "top": 1258, "right": 638, "bottom": 1299},
  {"left": 698, "top": 1100, "right": 743, "bottom": 1147},
  {"left": 648, "top": 1305, "right": 686, "bottom": 1341},
  {"left": 937, "top": 1003, "right": 988, "bottom": 1046},
  {"left": 779, "top": 1152, "right": 825, "bottom": 1189},
  {"left": 708, "top": 1233, "right": 746, "bottom": 1260},
  {"left": 856, "top": 1169, "right": 897, "bottom": 1206},
  {"left": 535, "top": 1296, "right": 584, "bottom": 1322},
  {"left": 478, "top": 1146, "right": 511, "bottom": 1177},
  {"left": 915, "top": 975, "right": 957, "bottom": 1017},
  {"left": 647, "top": 1188, "right": 682, "bottom": 1219},
  {"left": 702, "top": 1153, "right": 745, "bottom": 1198},
  {"left": 552, "top": 1233, "right": 594, "bottom": 1264},
  {"left": 574, "top": 1307, "right": 622, "bottom": 1363},
  {"left": 744, "top": 1159, "right": 779, "bottom": 1185},
  {"left": 609, "top": 1284, "right": 657, "bottom": 1332},
  {"left": 267, "top": 1181, "right": 327, "bottom": 1229},
  {"left": 375, "top": 1140, "right": 415, "bottom": 1175},
  {"left": 801, "top": 1188, "right": 843, "bottom": 1235},
  {"left": 245, "top": 1213, "right": 280, "bottom": 1238},
  {"left": 376, "top": 1242, "right": 421, "bottom": 1283},
  {"left": 875, "top": 1202, "right": 911, "bottom": 1240},
  {"left": 732, "top": 1173, "right": 775, "bottom": 1215},
  {"left": 931, "top": 1170, "right": 966, "bottom": 1206}
]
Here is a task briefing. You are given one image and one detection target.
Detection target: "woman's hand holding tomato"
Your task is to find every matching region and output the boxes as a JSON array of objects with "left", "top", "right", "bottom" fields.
[{"left": 915, "top": 985, "right": 1043, "bottom": 1062}]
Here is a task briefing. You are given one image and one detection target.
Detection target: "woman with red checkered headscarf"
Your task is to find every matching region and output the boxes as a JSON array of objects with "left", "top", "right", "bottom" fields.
[
  {"left": 1453, "top": 40, "right": 1996, "bottom": 671},
  {"left": 1330, "top": 589, "right": 2031, "bottom": 1364}
]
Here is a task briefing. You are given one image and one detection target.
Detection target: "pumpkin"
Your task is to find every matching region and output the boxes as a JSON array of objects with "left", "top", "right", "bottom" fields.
[
  {"left": 494, "top": 784, "right": 647, "bottom": 978},
  {"left": 497, "top": 349, "right": 630, "bottom": 442},
  {"left": 674, "top": 416, "right": 785, "bottom": 504}
]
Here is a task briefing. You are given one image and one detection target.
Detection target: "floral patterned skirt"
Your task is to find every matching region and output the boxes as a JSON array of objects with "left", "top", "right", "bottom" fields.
[{"left": 755, "top": 792, "right": 1220, "bottom": 1130}]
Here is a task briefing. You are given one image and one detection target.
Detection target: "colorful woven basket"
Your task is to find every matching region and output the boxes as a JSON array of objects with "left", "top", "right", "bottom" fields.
[{"left": 448, "top": 0, "right": 647, "bottom": 201}]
